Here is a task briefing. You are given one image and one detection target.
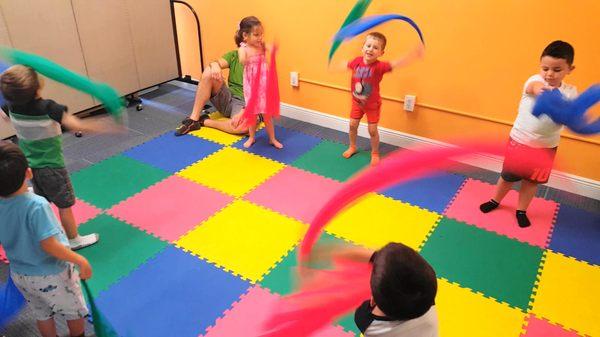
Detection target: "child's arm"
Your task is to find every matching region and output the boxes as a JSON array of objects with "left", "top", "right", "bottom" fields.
[
  {"left": 328, "top": 60, "right": 350, "bottom": 72},
  {"left": 390, "top": 43, "right": 425, "bottom": 69},
  {"left": 238, "top": 45, "right": 248, "bottom": 66},
  {"left": 61, "top": 112, "right": 124, "bottom": 134},
  {"left": 40, "top": 237, "right": 92, "bottom": 279},
  {"left": 526, "top": 81, "right": 554, "bottom": 96}
]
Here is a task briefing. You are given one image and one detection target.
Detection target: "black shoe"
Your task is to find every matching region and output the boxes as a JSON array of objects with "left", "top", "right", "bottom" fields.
[
  {"left": 175, "top": 118, "right": 202, "bottom": 136},
  {"left": 479, "top": 199, "right": 499, "bottom": 213},
  {"left": 516, "top": 210, "right": 531, "bottom": 228}
]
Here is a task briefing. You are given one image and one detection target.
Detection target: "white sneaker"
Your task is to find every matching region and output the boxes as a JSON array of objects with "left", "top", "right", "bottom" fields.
[{"left": 69, "top": 233, "right": 99, "bottom": 250}]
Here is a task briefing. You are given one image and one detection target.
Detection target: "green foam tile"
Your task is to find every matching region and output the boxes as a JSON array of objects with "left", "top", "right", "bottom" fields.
[
  {"left": 292, "top": 141, "right": 370, "bottom": 182},
  {"left": 77, "top": 214, "right": 168, "bottom": 298},
  {"left": 71, "top": 155, "right": 170, "bottom": 209},
  {"left": 420, "top": 217, "right": 543, "bottom": 310}
]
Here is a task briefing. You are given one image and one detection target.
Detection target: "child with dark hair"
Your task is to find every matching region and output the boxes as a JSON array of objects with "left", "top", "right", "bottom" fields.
[
  {"left": 479, "top": 40, "right": 577, "bottom": 228},
  {"left": 236, "top": 16, "right": 283, "bottom": 149},
  {"left": 349, "top": 242, "right": 439, "bottom": 337},
  {"left": 0, "top": 65, "right": 119, "bottom": 250},
  {"left": 0, "top": 141, "right": 92, "bottom": 337}
]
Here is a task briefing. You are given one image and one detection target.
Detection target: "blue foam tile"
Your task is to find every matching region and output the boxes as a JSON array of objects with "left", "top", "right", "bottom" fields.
[
  {"left": 232, "top": 125, "right": 321, "bottom": 164},
  {"left": 123, "top": 132, "right": 222, "bottom": 173},
  {"left": 380, "top": 172, "right": 466, "bottom": 213},
  {"left": 549, "top": 204, "right": 600, "bottom": 265},
  {"left": 95, "top": 246, "right": 250, "bottom": 337}
]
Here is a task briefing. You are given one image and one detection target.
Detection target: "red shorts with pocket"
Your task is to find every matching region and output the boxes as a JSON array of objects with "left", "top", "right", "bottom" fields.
[
  {"left": 350, "top": 102, "right": 381, "bottom": 123},
  {"left": 501, "top": 138, "right": 557, "bottom": 184}
]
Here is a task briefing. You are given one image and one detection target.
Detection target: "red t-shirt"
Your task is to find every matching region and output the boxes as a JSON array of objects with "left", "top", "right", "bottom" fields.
[{"left": 348, "top": 57, "right": 392, "bottom": 108}]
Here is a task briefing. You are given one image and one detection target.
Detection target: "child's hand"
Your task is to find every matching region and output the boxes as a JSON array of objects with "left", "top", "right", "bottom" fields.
[
  {"left": 413, "top": 43, "right": 425, "bottom": 59},
  {"left": 77, "top": 257, "right": 92, "bottom": 280},
  {"left": 534, "top": 84, "right": 554, "bottom": 96}
]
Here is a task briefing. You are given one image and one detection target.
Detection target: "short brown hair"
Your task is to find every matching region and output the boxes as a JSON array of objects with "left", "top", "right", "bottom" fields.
[
  {"left": 0, "top": 65, "right": 40, "bottom": 105},
  {"left": 0, "top": 141, "right": 28, "bottom": 196},
  {"left": 366, "top": 32, "right": 387, "bottom": 50}
]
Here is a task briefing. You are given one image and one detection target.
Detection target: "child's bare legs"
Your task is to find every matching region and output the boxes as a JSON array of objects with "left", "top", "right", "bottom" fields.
[
  {"left": 264, "top": 116, "right": 283, "bottom": 149},
  {"left": 59, "top": 207, "right": 98, "bottom": 250},
  {"left": 66, "top": 317, "right": 86, "bottom": 337},
  {"left": 368, "top": 122, "right": 380, "bottom": 165},
  {"left": 244, "top": 124, "right": 257, "bottom": 148},
  {"left": 480, "top": 177, "right": 513, "bottom": 213},
  {"left": 343, "top": 118, "right": 360, "bottom": 158},
  {"left": 515, "top": 180, "right": 538, "bottom": 228},
  {"left": 37, "top": 318, "right": 57, "bottom": 337}
]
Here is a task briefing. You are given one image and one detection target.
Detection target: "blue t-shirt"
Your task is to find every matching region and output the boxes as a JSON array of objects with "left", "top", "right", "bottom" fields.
[{"left": 0, "top": 192, "right": 69, "bottom": 276}]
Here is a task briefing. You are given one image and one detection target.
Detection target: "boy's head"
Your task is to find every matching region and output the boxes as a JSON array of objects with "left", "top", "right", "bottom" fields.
[
  {"left": 0, "top": 65, "right": 40, "bottom": 105},
  {"left": 0, "top": 141, "right": 30, "bottom": 197},
  {"left": 362, "top": 32, "right": 386, "bottom": 63},
  {"left": 539, "top": 40, "right": 575, "bottom": 87},
  {"left": 370, "top": 242, "right": 437, "bottom": 320}
]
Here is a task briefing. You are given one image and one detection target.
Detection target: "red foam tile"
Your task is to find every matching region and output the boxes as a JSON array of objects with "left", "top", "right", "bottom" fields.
[
  {"left": 523, "top": 315, "right": 581, "bottom": 337},
  {"left": 245, "top": 167, "right": 342, "bottom": 223},
  {"left": 202, "top": 286, "right": 353, "bottom": 337},
  {"left": 108, "top": 176, "right": 233, "bottom": 242},
  {"left": 445, "top": 179, "right": 557, "bottom": 248},
  {"left": 51, "top": 199, "right": 101, "bottom": 225}
]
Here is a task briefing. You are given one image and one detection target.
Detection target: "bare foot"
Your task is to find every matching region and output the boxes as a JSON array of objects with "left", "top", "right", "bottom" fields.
[
  {"left": 270, "top": 139, "right": 283, "bottom": 149},
  {"left": 243, "top": 137, "right": 256, "bottom": 148},
  {"left": 370, "top": 152, "right": 380, "bottom": 165},
  {"left": 342, "top": 147, "right": 357, "bottom": 159}
]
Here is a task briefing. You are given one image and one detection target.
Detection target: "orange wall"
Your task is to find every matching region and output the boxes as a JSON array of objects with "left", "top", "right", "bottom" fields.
[{"left": 176, "top": 0, "right": 600, "bottom": 180}]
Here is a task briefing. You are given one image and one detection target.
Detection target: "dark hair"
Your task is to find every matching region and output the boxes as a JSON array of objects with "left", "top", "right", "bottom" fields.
[
  {"left": 0, "top": 65, "right": 40, "bottom": 105},
  {"left": 0, "top": 141, "right": 28, "bottom": 197},
  {"left": 370, "top": 242, "right": 437, "bottom": 320},
  {"left": 234, "top": 16, "right": 262, "bottom": 47},
  {"left": 541, "top": 40, "right": 575, "bottom": 66},
  {"left": 367, "top": 32, "right": 387, "bottom": 50}
]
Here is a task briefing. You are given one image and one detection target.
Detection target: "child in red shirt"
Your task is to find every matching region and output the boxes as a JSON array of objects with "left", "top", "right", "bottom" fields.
[{"left": 342, "top": 32, "right": 424, "bottom": 165}]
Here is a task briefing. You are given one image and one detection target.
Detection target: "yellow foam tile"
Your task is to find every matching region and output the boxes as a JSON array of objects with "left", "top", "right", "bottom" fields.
[
  {"left": 437, "top": 279, "right": 526, "bottom": 337},
  {"left": 176, "top": 200, "right": 306, "bottom": 283},
  {"left": 325, "top": 193, "right": 440, "bottom": 250},
  {"left": 531, "top": 251, "right": 600, "bottom": 337},
  {"left": 189, "top": 117, "right": 245, "bottom": 146},
  {"left": 178, "top": 147, "right": 284, "bottom": 197}
]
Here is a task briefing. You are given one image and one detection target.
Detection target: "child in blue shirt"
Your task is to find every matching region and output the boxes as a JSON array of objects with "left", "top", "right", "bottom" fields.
[{"left": 0, "top": 141, "right": 92, "bottom": 337}]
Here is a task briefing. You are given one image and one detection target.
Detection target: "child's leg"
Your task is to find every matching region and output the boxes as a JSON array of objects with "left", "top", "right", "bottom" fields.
[
  {"left": 36, "top": 318, "right": 57, "bottom": 337},
  {"left": 480, "top": 177, "right": 514, "bottom": 213},
  {"left": 59, "top": 207, "right": 98, "bottom": 250},
  {"left": 264, "top": 116, "right": 283, "bottom": 149},
  {"left": 243, "top": 124, "right": 257, "bottom": 148},
  {"left": 66, "top": 317, "right": 86, "bottom": 337},
  {"left": 343, "top": 118, "right": 360, "bottom": 158},
  {"left": 368, "top": 123, "right": 380, "bottom": 165},
  {"left": 515, "top": 180, "right": 538, "bottom": 228}
]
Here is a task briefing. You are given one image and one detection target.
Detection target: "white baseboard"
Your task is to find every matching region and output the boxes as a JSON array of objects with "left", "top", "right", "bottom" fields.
[{"left": 280, "top": 102, "right": 600, "bottom": 201}]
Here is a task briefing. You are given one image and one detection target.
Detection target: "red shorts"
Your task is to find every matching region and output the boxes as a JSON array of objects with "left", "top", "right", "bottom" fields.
[
  {"left": 501, "top": 138, "right": 557, "bottom": 184},
  {"left": 351, "top": 102, "right": 381, "bottom": 123}
]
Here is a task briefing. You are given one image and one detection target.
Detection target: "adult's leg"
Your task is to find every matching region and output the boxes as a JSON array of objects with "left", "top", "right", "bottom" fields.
[{"left": 189, "top": 68, "right": 224, "bottom": 121}]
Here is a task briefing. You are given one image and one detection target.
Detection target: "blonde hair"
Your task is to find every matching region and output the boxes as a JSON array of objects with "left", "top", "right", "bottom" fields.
[{"left": 0, "top": 65, "right": 40, "bottom": 105}]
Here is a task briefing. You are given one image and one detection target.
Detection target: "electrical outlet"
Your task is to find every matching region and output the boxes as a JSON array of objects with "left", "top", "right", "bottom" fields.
[
  {"left": 290, "top": 71, "right": 299, "bottom": 87},
  {"left": 404, "top": 95, "right": 416, "bottom": 112}
]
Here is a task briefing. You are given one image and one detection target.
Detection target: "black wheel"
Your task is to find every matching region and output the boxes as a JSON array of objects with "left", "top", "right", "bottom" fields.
[
  {"left": 75, "top": 131, "right": 83, "bottom": 138},
  {"left": 136, "top": 104, "right": 143, "bottom": 111}
]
